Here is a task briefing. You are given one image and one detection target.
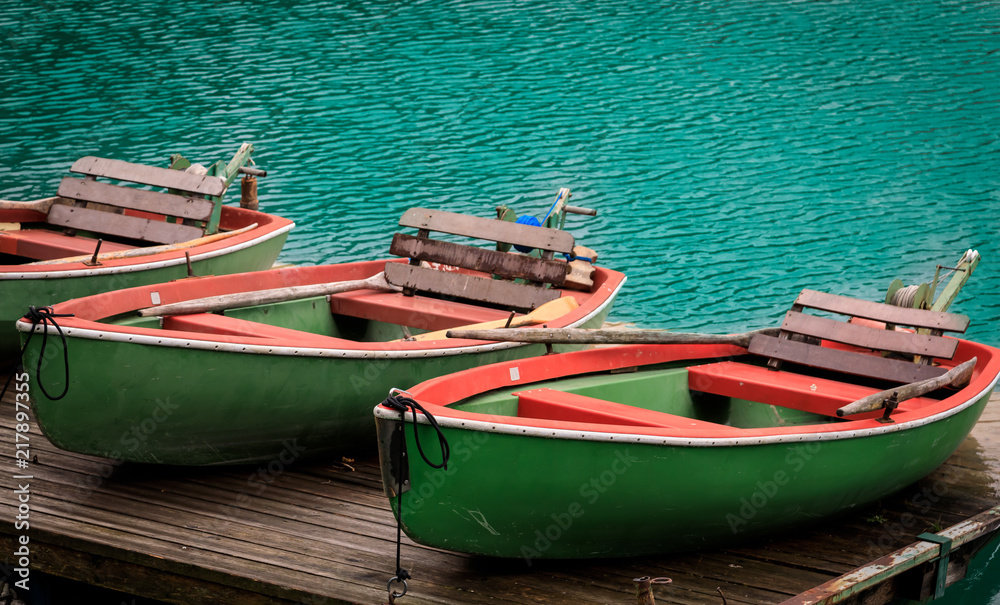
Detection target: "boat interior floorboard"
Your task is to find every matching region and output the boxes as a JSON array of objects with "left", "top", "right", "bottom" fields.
[{"left": 1, "top": 368, "right": 997, "bottom": 605}]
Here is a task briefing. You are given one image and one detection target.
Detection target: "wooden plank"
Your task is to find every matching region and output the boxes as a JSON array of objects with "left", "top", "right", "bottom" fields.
[
  {"left": 389, "top": 233, "right": 569, "bottom": 284},
  {"left": 384, "top": 262, "right": 561, "bottom": 310},
  {"left": 46, "top": 204, "right": 204, "bottom": 245},
  {"left": 0, "top": 229, "right": 134, "bottom": 261},
  {"left": 398, "top": 208, "right": 575, "bottom": 253},
  {"left": 70, "top": 156, "right": 226, "bottom": 197},
  {"left": 795, "top": 290, "right": 970, "bottom": 333},
  {"left": 58, "top": 177, "right": 216, "bottom": 221},
  {"left": 781, "top": 311, "right": 959, "bottom": 359},
  {"left": 748, "top": 335, "right": 948, "bottom": 384},
  {"left": 515, "top": 388, "right": 744, "bottom": 432}
]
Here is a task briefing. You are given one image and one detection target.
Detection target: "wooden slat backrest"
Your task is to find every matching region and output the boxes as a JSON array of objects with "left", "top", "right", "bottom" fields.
[
  {"left": 753, "top": 288, "right": 967, "bottom": 385},
  {"left": 749, "top": 334, "right": 948, "bottom": 384},
  {"left": 57, "top": 178, "right": 216, "bottom": 222},
  {"left": 388, "top": 207, "right": 578, "bottom": 310},
  {"left": 398, "top": 208, "right": 575, "bottom": 254},
  {"left": 50, "top": 156, "right": 228, "bottom": 243},
  {"left": 780, "top": 311, "right": 959, "bottom": 359},
  {"left": 389, "top": 233, "right": 569, "bottom": 285},
  {"left": 383, "top": 263, "right": 562, "bottom": 311},
  {"left": 47, "top": 205, "right": 203, "bottom": 245},
  {"left": 795, "top": 289, "right": 969, "bottom": 333},
  {"left": 70, "top": 156, "right": 225, "bottom": 197}
]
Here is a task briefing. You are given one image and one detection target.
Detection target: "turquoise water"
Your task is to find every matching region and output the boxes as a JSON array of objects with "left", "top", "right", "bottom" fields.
[{"left": 1, "top": 0, "right": 998, "bottom": 346}]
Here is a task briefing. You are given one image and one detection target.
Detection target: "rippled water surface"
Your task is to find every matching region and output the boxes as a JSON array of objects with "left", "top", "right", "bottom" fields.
[{"left": 1, "top": 0, "right": 998, "bottom": 343}]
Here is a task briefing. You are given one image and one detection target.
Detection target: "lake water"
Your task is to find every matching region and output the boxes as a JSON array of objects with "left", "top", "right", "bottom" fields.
[
  {"left": 0, "top": 1, "right": 998, "bottom": 597},
  {"left": 1, "top": 0, "right": 998, "bottom": 344}
]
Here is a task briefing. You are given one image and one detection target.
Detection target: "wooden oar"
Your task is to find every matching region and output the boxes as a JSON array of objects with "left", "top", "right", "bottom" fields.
[
  {"left": 0, "top": 197, "right": 60, "bottom": 214},
  {"left": 27, "top": 223, "right": 259, "bottom": 266},
  {"left": 836, "top": 357, "right": 977, "bottom": 417},
  {"left": 401, "top": 296, "right": 580, "bottom": 342},
  {"left": 446, "top": 326, "right": 781, "bottom": 348},
  {"left": 138, "top": 272, "right": 400, "bottom": 317}
]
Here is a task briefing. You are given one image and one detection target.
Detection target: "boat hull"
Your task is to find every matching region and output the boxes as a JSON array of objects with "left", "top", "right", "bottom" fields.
[
  {"left": 18, "top": 262, "right": 623, "bottom": 465},
  {"left": 1, "top": 206, "right": 292, "bottom": 361},
  {"left": 374, "top": 342, "right": 1000, "bottom": 558}
]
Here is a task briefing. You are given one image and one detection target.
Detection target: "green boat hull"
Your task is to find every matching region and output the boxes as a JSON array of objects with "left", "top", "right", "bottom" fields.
[
  {"left": 20, "top": 294, "right": 615, "bottom": 465},
  {"left": 384, "top": 397, "right": 987, "bottom": 559},
  {"left": 375, "top": 342, "right": 1000, "bottom": 559}
]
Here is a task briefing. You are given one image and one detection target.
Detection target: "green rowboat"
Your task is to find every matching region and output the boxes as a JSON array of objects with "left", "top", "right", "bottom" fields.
[
  {"left": 374, "top": 290, "right": 1000, "bottom": 559},
  {"left": 18, "top": 197, "right": 624, "bottom": 464},
  {"left": 1, "top": 145, "right": 293, "bottom": 361}
]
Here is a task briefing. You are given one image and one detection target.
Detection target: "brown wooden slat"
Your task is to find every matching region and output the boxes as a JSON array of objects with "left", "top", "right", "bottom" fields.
[
  {"left": 384, "top": 262, "right": 561, "bottom": 310},
  {"left": 58, "top": 177, "right": 216, "bottom": 221},
  {"left": 398, "top": 207, "right": 575, "bottom": 253},
  {"left": 749, "top": 334, "right": 948, "bottom": 383},
  {"left": 781, "top": 311, "right": 959, "bottom": 359},
  {"left": 795, "top": 289, "right": 970, "bottom": 333},
  {"left": 389, "top": 233, "right": 569, "bottom": 284},
  {"left": 46, "top": 204, "right": 203, "bottom": 245},
  {"left": 70, "top": 156, "right": 226, "bottom": 197}
]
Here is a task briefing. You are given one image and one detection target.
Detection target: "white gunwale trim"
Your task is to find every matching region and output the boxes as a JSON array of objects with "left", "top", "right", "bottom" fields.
[
  {"left": 373, "top": 371, "right": 999, "bottom": 447},
  {"left": 14, "top": 276, "right": 625, "bottom": 360},
  {"left": 1, "top": 222, "right": 294, "bottom": 280}
]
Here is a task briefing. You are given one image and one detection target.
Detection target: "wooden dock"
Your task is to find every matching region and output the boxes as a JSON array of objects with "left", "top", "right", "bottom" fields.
[{"left": 1, "top": 369, "right": 998, "bottom": 605}]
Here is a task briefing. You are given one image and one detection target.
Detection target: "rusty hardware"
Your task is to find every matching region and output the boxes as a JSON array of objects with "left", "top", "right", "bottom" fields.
[
  {"left": 633, "top": 576, "right": 671, "bottom": 605},
  {"left": 83, "top": 238, "right": 103, "bottom": 266},
  {"left": 387, "top": 576, "right": 407, "bottom": 604},
  {"left": 503, "top": 311, "right": 516, "bottom": 328},
  {"left": 185, "top": 252, "right": 196, "bottom": 278},
  {"left": 240, "top": 174, "right": 259, "bottom": 211},
  {"left": 877, "top": 391, "right": 900, "bottom": 424}
]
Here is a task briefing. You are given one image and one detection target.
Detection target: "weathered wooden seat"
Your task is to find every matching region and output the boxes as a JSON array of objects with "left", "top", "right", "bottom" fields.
[
  {"left": 749, "top": 289, "right": 969, "bottom": 384},
  {"left": 385, "top": 207, "right": 575, "bottom": 311},
  {"left": 47, "top": 156, "right": 228, "bottom": 246}
]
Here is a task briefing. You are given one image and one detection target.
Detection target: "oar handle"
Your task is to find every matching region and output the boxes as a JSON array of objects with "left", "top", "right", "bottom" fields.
[{"left": 137, "top": 273, "right": 398, "bottom": 317}]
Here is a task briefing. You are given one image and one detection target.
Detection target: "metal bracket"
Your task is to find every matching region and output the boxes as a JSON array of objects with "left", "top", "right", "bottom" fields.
[{"left": 917, "top": 532, "right": 953, "bottom": 599}]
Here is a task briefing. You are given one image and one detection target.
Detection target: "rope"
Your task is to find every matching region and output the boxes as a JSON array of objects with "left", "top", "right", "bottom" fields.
[
  {"left": 889, "top": 284, "right": 921, "bottom": 309},
  {"left": 563, "top": 253, "right": 594, "bottom": 263},
  {"left": 380, "top": 390, "right": 451, "bottom": 602},
  {"left": 0, "top": 306, "right": 74, "bottom": 403}
]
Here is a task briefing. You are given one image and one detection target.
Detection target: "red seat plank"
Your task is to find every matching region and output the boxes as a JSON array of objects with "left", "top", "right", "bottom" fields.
[{"left": 514, "top": 388, "right": 744, "bottom": 433}]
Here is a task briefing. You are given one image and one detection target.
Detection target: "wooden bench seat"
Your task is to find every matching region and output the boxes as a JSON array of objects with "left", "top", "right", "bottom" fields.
[
  {"left": 750, "top": 288, "right": 969, "bottom": 385},
  {"left": 513, "top": 387, "right": 744, "bottom": 434},
  {"left": 162, "top": 314, "right": 344, "bottom": 347},
  {"left": 686, "top": 361, "right": 934, "bottom": 418},
  {"left": 327, "top": 289, "right": 512, "bottom": 333},
  {"left": 385, "top": 201, "right": 577, "bottom": 311},
  {"left": 0, "top": 228, "right": 135, "bottom": 261}
]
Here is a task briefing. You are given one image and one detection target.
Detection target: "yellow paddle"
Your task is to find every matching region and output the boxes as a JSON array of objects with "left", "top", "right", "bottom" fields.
[{"left": 403, "top": 296, "right": 580, "bottom": 342}]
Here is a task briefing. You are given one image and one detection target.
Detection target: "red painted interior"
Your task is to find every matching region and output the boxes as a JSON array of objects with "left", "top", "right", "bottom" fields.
[
  {"left": 515, "top": 387, "right": 744, "bottom": 433},
  {"left": 35, "top": 260, "right": 627, "bottom": 353},
  {"left": 1, "top": 205, "right": 292, "bottom": 273},
  {"left": 393, "top": 340, "right": 1000, "bottom": 439},
  {"left": 329, "top": 289, "right": 510, "bottom": 332},
  {"left": 0, "top": 229, "right": 135, "bottom": 261},
  {"left": 686, "top": 361, "right": 932, "bottom": 419},
  {"left": 162, "top": 314, "right": 345, "bottom": 347}
]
